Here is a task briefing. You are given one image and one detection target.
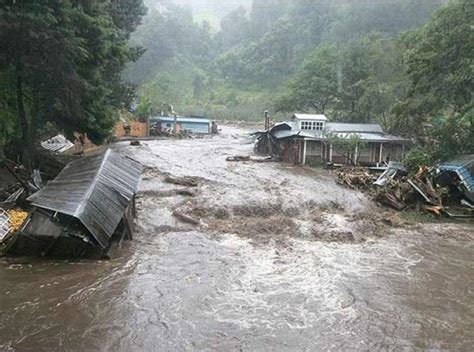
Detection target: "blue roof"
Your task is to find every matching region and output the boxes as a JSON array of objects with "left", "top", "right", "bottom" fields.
[
  {"left": 150, "top": 116, "right": 211, "bottom": 124},
  {"left": 438, "top": 164, "right": 474, "bottom": 193}
]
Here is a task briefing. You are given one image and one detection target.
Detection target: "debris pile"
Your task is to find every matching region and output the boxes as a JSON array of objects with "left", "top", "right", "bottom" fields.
[
  {"left": 7, "top": 209, "right": 28, "bottom": 233},
  {"left": 0, "top": 160, "right": 40, "bottom": 207},
  {"left": 226, "top": 155, "right": 276, "bottom": 163},
  {"left": 164, "top": 175, "right": 199, "bottom": 187},
  {"left": 337, "top": 157, "right": 474, "bottom": 219},
  {"left": 2, "top": 149, "right": 143, "bottom": 259},
  {"left": 0, "top": 208, "right": 12, "bottom": 243}
]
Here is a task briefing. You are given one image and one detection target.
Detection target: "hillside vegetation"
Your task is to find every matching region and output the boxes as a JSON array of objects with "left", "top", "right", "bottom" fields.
[
  {"left": 1, "top": 0, "right": 472, "bottom": 165},
  {"left": 126, "top": 0, "right": 472, "bottom": 161}
]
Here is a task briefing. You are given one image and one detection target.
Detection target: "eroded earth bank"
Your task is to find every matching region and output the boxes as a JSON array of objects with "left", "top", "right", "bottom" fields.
[{"left": 1, "top": 126, "right": 473, "bottom": 351}]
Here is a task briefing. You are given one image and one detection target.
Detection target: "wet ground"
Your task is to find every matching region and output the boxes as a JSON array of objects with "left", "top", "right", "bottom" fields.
[{"left": 1, "top": 126, "right": 473, "bottom": 351}]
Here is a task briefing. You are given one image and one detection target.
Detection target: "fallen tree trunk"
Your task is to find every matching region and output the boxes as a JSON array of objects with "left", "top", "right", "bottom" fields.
[
  {"left": 172, "top": 211, "right": 200, "bottom": 225},
  {"left": 226, "top": 156, "right": 250, "bottom": 162},
  {"left": 165, "top": 176, "right": 199, "bottom": 187}
]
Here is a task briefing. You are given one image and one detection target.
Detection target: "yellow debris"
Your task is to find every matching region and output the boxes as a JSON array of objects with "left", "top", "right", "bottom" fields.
[{"left": 7, "top": 209, "right": 29, "bottom": 232}]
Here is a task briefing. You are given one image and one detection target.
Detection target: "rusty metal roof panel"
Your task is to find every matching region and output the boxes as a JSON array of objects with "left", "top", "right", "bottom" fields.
[{"left": 27, "top": 149, "right": 143, "bottom": 248}]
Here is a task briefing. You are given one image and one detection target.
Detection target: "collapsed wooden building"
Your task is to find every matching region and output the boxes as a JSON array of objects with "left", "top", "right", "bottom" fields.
[
  {"left": 5, "top": 149, "right": 143, "bottom": 259},
  {"left": 255, "top": 114, "right": 410, "bottom": 166}
]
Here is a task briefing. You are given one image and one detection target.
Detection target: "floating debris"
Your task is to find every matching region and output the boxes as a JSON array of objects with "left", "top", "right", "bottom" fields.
[{"left": 164, "top": 175, "right": 199, "bottom": 187}]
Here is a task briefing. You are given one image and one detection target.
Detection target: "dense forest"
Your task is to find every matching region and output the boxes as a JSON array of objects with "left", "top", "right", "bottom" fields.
[
  {"left": 0, "top": 0, "right": 146, "bottom": 165},
  {"left": 0, "top": 0, "right": 472, "bottom": 166},
  {"left": 126, "top": 0, "right": 473, "bottom": 162}
]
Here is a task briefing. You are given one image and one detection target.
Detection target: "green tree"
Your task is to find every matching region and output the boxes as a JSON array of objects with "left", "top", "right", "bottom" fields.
[
  {"left": 274, "top": 43, "right": 339, "bottom": 114},
  {"left": 274, "top": 37, "right": 407, "bottom": 126},
  {"left": 394, "top": 0, "right": 473, "bottom": 158},
  {"left": 0, "top": 0, "right": 146, "bottom": 164}
]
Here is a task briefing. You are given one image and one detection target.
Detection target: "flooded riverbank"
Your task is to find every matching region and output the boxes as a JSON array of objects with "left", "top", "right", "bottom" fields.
[{"left": 1, "top": 127, "right": 473, "bottom": 351}]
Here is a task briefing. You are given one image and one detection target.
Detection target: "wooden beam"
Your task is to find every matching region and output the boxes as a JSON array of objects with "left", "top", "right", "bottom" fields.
[
  {"left": 354, "top": 144, "right": 359, "bottom": 165},
  {"left": 379, "top": 143, "right": 384, "bottom": 164},
  {"left": 303, "top": 139, "right": 307, "bottom": 165}
]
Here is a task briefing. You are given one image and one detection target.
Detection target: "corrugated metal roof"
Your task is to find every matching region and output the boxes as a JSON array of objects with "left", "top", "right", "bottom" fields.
[
  {"left": 150, "top": 116, "right": 211, "bottom": 124},
  {"left": 270, "top": 120, "right": 408, "bottom": 143},
  {"left": 28, "top": 149, "right": 143, "bottom": 249},
  {"left": 270, "top": 121, "right": 296, "bottom": 132},
  {"left": 273, "top": 130, "right": 301, "bottom": 140},
  {"left": 41, "top": 134, "right": 74, "bottom": 153},
  {"left": 293, "top": 114, "right": 328, "bottom": 121},
  {"left": 332, "top": 132, "right": 409, "bottom": 142},
  {"left": 441, "top": 155, "right": 474, "bottom": 175},
  {"left": 327, "top": 123, "right": 384, "bottom": 133}
]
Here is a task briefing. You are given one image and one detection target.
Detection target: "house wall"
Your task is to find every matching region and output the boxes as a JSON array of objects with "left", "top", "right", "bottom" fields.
[
  {"left": 328, "top": 142, "right": 406, "bottom": 165},
  {"left": 380, "top": 143, "right": 404, "bottom": 163},
  {"left": 281, "top": 140, "right": 301, "bottom": 164},
  {"left": 332, "top": 146, "right": 352, "bottom": 164},
  {"left": 305, "top": 140, "right": 325, "bottom": 165},
  {"left": 357, "top": 143, "right": 372, "bottom": 164},
  {"left": 180, "top": 122, "right": 211, "bottom": 134}
]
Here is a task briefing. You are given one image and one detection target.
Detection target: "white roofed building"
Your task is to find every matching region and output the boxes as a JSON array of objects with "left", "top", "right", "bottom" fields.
[{"left": 255, "top": 114, "right": 411, "bottom": 166}]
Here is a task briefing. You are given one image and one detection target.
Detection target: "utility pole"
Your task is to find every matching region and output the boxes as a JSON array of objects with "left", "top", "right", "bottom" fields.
[{"left": 264, "top": 110, "right": 270, "bottom": 130}]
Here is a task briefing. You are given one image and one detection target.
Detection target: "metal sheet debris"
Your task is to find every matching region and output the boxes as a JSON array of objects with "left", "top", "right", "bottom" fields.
[
  {"left": 0, "top": 208, "right": 11, "bottom": 242},
  {"left": 27, "top": 149, "right": 143, "bottom": 248},
  {"left": 40, "top": 134, "right": 74, "bottom": 154}
]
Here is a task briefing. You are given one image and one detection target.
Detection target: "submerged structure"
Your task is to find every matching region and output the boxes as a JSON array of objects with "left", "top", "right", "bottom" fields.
[
  {"left": 6, "top": 149, "right": 143, "bottom": 259},
  {"left": 149, "top": 116, "right": 213, "bottom": 134},
  {"left": 256, "top": 114, "right": 410, "bottom": 166}
]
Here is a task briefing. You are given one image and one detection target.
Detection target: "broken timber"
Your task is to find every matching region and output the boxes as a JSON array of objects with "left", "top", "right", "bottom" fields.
[{"left": 172, "top": 211, "right": 199, "bottom": 225}]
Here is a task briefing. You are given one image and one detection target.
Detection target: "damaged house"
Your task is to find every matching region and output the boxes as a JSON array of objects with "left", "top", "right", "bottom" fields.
[
  {"left": 5, "top": 150, "right": 143, "bottom": 259},
  {"left": 256, "top": 114, "right": 410, "bottom": 166}
]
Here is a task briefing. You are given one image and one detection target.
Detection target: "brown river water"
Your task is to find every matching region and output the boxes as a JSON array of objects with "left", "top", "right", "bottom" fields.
[{"left": 1, "top": 126, "right": 473, "bottom": 351}]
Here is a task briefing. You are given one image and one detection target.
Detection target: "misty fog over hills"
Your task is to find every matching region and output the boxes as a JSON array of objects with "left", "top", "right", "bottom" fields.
[{"left": 145, "top": 0, "right": 252, "bottom": 17}]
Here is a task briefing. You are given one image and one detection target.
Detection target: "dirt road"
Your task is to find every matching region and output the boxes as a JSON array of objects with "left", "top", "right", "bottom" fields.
[{"left": 1, "top": 126, "right": 473, "bottom": 351}]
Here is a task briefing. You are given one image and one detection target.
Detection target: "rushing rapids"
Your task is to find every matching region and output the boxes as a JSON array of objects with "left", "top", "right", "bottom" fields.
[{"left": 1, "top": 127, "right": 473, "bottom": 351}]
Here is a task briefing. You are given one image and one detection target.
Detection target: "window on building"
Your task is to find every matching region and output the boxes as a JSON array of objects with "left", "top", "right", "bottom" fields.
[{"left": 301, "top": 121, "right": 324, "bottom": 131}]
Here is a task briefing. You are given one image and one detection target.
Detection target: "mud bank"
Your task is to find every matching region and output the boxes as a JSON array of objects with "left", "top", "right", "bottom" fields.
[{"left": 0, "top": 126, "right": 473, "bottom": 351}]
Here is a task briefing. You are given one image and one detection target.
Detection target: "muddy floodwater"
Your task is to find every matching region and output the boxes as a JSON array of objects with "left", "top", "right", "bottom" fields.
[{"left": 1, "top": 126, "right": 473, "bottom": 351}]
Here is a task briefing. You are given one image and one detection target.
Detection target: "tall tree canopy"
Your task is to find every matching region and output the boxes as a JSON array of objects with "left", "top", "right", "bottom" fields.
[
  {"left": 394, "top": 0, "right": 473, "bottom": 159},
  {"left": 0, "top": 0, "right": 146, "bottom": 164}
]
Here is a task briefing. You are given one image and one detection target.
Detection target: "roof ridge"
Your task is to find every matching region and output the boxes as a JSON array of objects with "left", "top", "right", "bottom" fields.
[{"left": 74, "top": 149, "right": 111, "bottom": 218}]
